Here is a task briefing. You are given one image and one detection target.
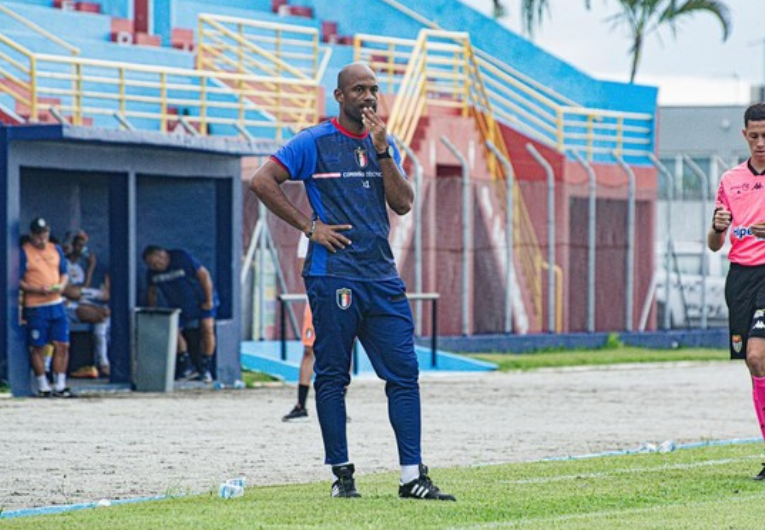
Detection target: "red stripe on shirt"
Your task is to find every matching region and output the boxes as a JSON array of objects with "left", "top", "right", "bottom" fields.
[{"left": 269, "top": 155, "right": 291, "bottom": 177}]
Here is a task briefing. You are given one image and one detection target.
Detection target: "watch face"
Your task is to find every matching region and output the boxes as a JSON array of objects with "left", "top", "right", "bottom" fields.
[{"left": 378, "top": 145, "right": 393, "bottom": 159}]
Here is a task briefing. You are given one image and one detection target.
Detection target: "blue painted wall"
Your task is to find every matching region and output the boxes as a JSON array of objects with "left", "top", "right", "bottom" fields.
[
  {"left": 20, "top": 169, "right": 111, "bottom": 272},
  {"left": 135, "top": 176, "right": 221, "bottom": 313},
  {"left": 101, "top": 0, "right": 129, "bottom": 19},
  {"left": 0, "top": 128, "right": 10, "bottom": 385}
]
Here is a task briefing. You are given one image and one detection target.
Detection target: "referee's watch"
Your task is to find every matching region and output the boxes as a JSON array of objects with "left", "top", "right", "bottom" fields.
[{"left": 376, "top": 145, "right": 394, "bottom": 160}]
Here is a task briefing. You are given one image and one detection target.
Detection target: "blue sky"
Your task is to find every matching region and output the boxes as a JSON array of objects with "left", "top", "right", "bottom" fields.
[{"left": 461, "top": 0, "right": 763, "bottom": 105}]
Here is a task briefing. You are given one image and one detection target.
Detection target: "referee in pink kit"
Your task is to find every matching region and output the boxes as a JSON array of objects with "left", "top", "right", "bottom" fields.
[{"left": 709, "top": 102, "right": 765, "bottom": 479}]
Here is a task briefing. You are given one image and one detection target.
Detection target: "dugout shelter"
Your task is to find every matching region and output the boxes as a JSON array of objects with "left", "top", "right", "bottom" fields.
[{"left": 0, "top": 123, "right": 270, "bottom": 397}]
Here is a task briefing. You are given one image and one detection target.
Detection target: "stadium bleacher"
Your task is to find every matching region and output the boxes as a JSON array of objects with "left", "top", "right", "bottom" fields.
[{"left": 0, "top": 0, "right": 660, "bottom": 338}]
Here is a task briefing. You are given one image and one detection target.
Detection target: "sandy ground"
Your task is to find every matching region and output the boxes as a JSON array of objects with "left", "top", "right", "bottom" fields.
[{"left": 0, "top": 361, "right": 760, "bottom": 512}]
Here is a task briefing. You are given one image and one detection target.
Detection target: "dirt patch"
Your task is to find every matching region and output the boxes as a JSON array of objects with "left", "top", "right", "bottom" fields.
[{"left": 0, "top": 361, "right": 758, "bottom": 511}]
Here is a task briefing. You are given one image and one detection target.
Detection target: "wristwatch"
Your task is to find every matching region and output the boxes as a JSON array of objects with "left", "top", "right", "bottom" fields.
[
  {"left": 377, "top": 145, "right": 394, "bottom": 160},
  {"left": 305, "top": 219, "right": 316, "bottom": 239}
]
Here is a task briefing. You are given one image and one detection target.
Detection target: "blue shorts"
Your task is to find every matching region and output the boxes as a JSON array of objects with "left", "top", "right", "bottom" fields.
[
  {"left": 24, "top": 303, "right": 70, "bottom": 347},
  {"left": 179, "top": 305, "right": 217, "bottom": 329}
]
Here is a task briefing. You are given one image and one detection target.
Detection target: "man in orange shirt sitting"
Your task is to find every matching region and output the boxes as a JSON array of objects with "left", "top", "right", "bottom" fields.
[{"left": 19, "top": 217, "right": 72, "bottom": 398}]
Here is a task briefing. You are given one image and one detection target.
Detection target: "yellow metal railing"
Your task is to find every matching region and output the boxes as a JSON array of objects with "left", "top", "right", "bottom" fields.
[
  {"left": 355, "top": 30, "right": 654, "bottom": 161},
  {"left": 0, "top": 4, "right": 80, "bottom": 122},
  {"left": 0, "top": 32, "right": 36, "bottom": 120},
  {"left": 0, "top": 32, "right": 320, "bottom": 135},
  {"left": 0, "top": 3, "right": 79, "bottom": 56},
  {"left": 355, "top": 29, "right": 568, "bottom": 331},
  {"left": 197, "top": 13, "right": 330, "bottom": 134}
]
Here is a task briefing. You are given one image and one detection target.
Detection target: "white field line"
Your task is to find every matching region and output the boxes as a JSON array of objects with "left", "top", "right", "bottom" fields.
[
  {"left": 501, "top": 456, "right": 760, "bottom": 485},
  {"left": 447, "top": 491, "right": 765, "bottom": 530}
]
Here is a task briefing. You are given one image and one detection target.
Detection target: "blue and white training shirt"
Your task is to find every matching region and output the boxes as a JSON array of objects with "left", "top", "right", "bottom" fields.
[
  {"left": 146, "top": 249, "right": 218, "bottom": 316},
  {"left": 272, "top": 117, "right": 406, "bottom": 282}
]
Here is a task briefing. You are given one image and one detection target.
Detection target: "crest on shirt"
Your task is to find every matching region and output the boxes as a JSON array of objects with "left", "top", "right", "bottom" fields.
[
  {"left": 732, "top": 334, "right": 743, "bottom": 353},
  {"left": 354, "top": 147, "right": 368, "bottom": 169},
  {"left": 336, "top": 288, "right": 352, "bottom": 310}
]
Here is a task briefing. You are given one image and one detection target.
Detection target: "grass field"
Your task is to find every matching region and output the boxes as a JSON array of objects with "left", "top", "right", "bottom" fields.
[
  {"left": 0, "top": 346, "right": 728, "bottom": 393},
  {"left": 4, "top": 443, "right": 765, "bottom": 529},
  {"left": 472, "top": 347, "right": 728, "bottom": 371}
]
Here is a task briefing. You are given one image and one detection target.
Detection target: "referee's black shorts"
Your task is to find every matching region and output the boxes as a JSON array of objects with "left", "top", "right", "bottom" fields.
[{"left": 725, "top": 263, "right": 765, "bottom": 360}]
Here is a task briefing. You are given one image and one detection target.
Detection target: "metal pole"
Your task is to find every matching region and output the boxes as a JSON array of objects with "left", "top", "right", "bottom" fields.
[
  {"left": 683, "top": 155, "right": 710, "bottom": 329},
  {"left": 526, "top": 144, "right": 556, "bottom": 333},
  {"left": 614, "top": 153, "right": 636, "bottom": 332},
  {"left": 486, "top": 140, "right": 515, "bottom": 334},
  {"left": 713, "top": 155, "right": 736, "bottom": 187},
  {"left": 278, "top": 294, "right": 309, "bottom": 362},
  {"left": 264, "top": 228, "right": 300, "bottom": 339},
  {"left": 570, "top": 151, "right": 597, "bottom": 333},
  {"left": 279, "top": 297, "right": 286, "bottom": 360},
  {"left": 257, "top": 201, "right": 267, "bottom": 340},
  {"left": 649, "top": 154, "right": 674, "bottom": 330},
  {"left": 440, "top": 135, "right": 471, "bottom": 336},
  {"left": 431, "top": 298, "right": 438, "bottom": 368},
  {"left": 392, "top": 134, "right": 424, "bottom": 335},
  {"left": 241, "top": 219, "right": 263, "bottom": 285}
]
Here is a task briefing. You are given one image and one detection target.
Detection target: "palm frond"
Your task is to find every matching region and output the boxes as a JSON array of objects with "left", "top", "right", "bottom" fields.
[{"left": 665, "top": 0, "right": 731, "bottom": 39}]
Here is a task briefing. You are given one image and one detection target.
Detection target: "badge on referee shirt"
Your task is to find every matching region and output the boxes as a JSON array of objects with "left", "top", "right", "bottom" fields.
[{"left": 336, "top": 288, "right": 352, "bottom": 310}]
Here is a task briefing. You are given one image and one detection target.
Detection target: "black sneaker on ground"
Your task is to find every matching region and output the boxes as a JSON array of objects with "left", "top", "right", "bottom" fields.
[
  {"left": 399, "top": 464, "right": 456, "bottom": 501},
  {"left": 197, "top": 356, "right": 212, "bottom": 384},
  {"left": 331, "top": 464, "right": 361, "bottom": 498},
  {"left": 176, "top": 353, "right": 198, "bottom": 381},
  {"left": 181, "top": 369, "right": 199, "bottom": 381},
  {"left": 753, "top": 464, "right": 765, "bottom": 480},
  {"left": 37, "top": 389, "right": 52, "bottom": 398},
  {"left": 282, "top": 405, "right": 308, "bottom": 422},
  {"left": 52, "top": 387, "right": 74, "bottom": 398}
]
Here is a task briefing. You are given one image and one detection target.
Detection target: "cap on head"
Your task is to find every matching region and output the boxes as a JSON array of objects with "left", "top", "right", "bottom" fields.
[{"left": 30, "top": 217, "right": 50, "bottom": 234}]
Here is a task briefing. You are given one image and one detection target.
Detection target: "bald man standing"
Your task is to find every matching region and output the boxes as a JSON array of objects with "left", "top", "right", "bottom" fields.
[{"left": 250, "top": 63, "right": 455, "bottom": 501}]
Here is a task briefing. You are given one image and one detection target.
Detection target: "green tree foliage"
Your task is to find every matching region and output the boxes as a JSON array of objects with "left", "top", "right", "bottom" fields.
[{"left": 607, "top": 0, "right": 730, "bottom": 82}]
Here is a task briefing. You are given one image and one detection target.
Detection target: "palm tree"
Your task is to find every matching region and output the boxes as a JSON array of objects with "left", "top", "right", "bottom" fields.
[
  {"left": 608, "top": 0, "right": 730, "bottom": 82},
  {"left": 515, "top": 0, "right": 730, "bottom": 82}
]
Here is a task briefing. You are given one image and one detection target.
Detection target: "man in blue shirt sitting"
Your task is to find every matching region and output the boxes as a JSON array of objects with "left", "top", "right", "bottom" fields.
[{"left": 143, "top": 245, "right": 219, "bottom": 383}]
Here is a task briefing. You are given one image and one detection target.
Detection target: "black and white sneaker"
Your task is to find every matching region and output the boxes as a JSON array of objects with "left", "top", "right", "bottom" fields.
[
  {"left": 52, "top": 387, "right": 74, "bottom": 398},
  {"left": 753, "top": 464, "right": 765, "bottom": 481},
  {"left": 282, "top": 405, "right": 309, "bottom": 422},
  {"left": 399, "top": 464, "right": 456, "bottom": 501},
  {"left": 331, "top": 464, "right": 361, "bottom": 498},
  {"left": 37, "top": 389, "right": 52, "bottom": 398}
]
